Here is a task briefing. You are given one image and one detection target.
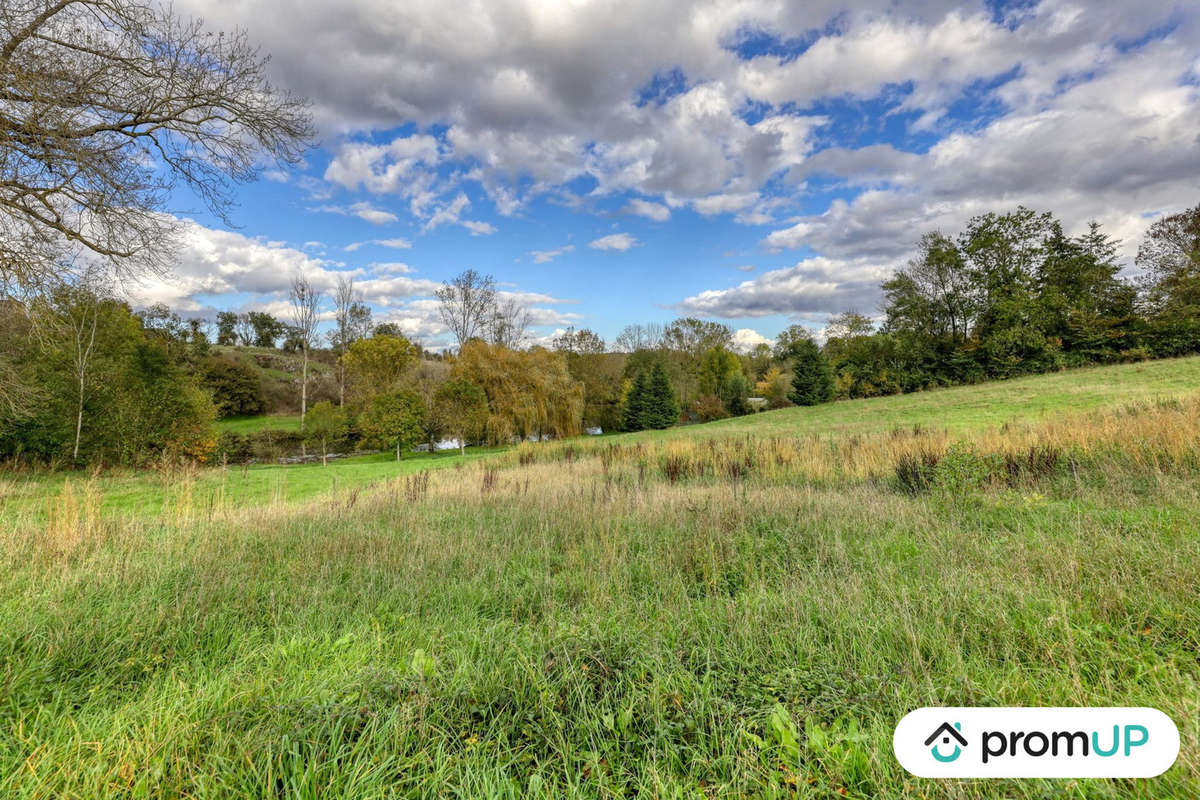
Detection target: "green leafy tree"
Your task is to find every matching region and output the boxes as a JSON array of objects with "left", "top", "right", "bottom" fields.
[
  {"left": 788, "top": 338, "right": 834, "bottom": 406},
  {"left": 187, "top": 319, "right": 210, "bottom": 357},
  {"left": 360, "top": 390, "right": 425, "bottom": 461},
  {"left": 373, "top": 322, "right": 403, "bottom": 337},
  {"left": 555, "top": 327, "right": 622, "bottom": 431},
  {"left": 197, "top": 356, "right": 265, "bottom": 417},
  {"left": 697, "top": 346, "right": 749, "bottom": 414},
  {"left": 622, "top": 371, "right": 648, "bottom": 432},
  {"left": 1137, "top": 203, "right": 1200, "bottom": 356},
  {"left": 215, "top": 311, "right": 239, "bottom": 346},
  {"left": 247, "top": 311, "right": 286, "bottom": 348},
  {"left": 641, "top": 362, "right": 679, "bottom": 429},
  {"left": 305, "top": 401, "right": 346, "bottom": 465},
  {"left": 434, "top": 380, "right": 489, "bottom": 455},
  {"left": 720, "top": 372, "right": 751, "bottom": 416}
]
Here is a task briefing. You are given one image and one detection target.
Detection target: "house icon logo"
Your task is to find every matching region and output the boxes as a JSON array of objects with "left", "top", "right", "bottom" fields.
[{"left": 924, "top": 722, "right": 967, "bottom": 762}]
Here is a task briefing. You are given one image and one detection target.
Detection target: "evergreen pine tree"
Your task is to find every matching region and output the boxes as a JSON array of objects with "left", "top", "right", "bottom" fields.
[
  {"left": 788, "top": 338, "right": 835, "bottom": 405},
  {"left": 642, "top": 361, "right": 679, "bottom": 429},
  {"left": 622, "top": 371, "right": 648, "bottom": 431}
]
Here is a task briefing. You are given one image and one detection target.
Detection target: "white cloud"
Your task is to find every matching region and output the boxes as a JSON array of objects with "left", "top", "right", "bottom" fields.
[
  {"left": 530, "top": 244, "right": 575, "bottom": 264},
  {"left": 121, "top": 220, "right": 572, "bottom": 351},
  {"left": 164, "top": 0, "right": 1199, "bottom": 328},
  {"left": 623, "top": 199, "right": 670, "bottom": 221},
  {"left": 676, "top": 256, "right": 892, "bottom": 318},
  {"left": 420, "top": 192, "right": 496, "bottom": 235},
  {"left": 344, "top": 237, "right": 412, "bottom": 252},
  {"left": 731, "top": 328, "right": 773, "bottom": 353},
  {"left": 313, "top": 202, "right": 400, "bottom": 225},
  {"left": 350, "top": 202, "right": 399, "bottom": 225},
  {"left": 371, "top": 262, "right": 415, "bottom": 275},
  {"left": 462, "top": 219, "right": 498, "bottom": 236},
  {"left": 589, "top": 233, "right": 640, "bottom": 251},
  {"left": 760, "top": 35, "right": 1200, "bottom": 265},
  {"left": 175, "top": 0, "right": 1191, "bottom": 241},
  {"left": 693, "top": 192, "right": 758, "bottom": 216},
  {"left": 123, "top": 217, "right": 351, "bottom": 310}
]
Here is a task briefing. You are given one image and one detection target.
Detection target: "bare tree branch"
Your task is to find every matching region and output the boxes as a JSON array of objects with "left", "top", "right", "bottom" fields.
[
  {"left": 288, "top": 272, "right": 319, "bottom": 434},
  {"left": 0, "top": 0, "right": 313, "bottom": 289},
  {"left": 489, "top": 296, "right": 531, "bottom": 349},
  {"left": 435, "top": 269, "right": 495, "bottom": 347}
]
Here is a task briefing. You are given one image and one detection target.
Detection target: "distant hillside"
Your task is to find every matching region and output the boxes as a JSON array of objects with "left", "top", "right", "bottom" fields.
[{"left": 207, "top": 345, "right": 337, "bottom": 415}]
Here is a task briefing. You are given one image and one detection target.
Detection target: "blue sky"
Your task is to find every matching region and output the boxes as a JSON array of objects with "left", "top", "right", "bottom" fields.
[{"left": 138, "top": 0, "right": 1200, "bottom": 350}]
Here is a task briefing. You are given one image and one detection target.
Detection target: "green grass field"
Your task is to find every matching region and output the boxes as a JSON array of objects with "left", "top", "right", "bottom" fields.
[
  {"left": 1, "top": 358, "right": 1198, "bottom": 798},
  {"left": 650, "top": 355, "right": 1200, "bottom": 440}
]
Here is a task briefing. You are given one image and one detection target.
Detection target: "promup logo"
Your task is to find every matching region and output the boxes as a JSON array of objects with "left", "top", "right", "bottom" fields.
[
  {"left": 924, "top": 722, "right": 967, "bottom": 762},
  {"left": 894, "top": 708, "right": 1179, "bottom": 779}
]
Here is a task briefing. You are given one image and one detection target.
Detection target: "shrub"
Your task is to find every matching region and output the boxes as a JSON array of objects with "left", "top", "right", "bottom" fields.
[
  {"left": 693, "top": 394, "right": 728, "bottom": 423},
  {"left": 932, "top": 443, "right": 994, "bottom": 493},
  {"left": 893, "top": 449, "right": 941, "bottom": 494},
  {"left": 197, "top": 355, "right": 266, "bottom": 417}
]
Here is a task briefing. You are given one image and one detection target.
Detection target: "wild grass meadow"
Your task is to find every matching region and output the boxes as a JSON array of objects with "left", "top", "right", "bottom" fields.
[{"left": 1, "top": 359, "right": 1199, "bottom": 798}]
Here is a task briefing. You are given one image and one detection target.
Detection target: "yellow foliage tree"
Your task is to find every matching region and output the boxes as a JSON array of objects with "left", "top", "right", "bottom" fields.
[
  {"left": 451, "top": 341, "right": 583, "bottom": 444},
  {"left": 343, "top": 334, "right": 419, "bottom": 404}
]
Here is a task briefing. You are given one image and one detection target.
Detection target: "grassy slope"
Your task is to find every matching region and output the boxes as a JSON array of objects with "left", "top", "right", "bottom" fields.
[
  {"left": 4, "top": 356, "right": 1199, "bottom": 521},
  {"left": 1, "top": 358, "right": 1199, "bottom": 798},
  {"left": 657, "top": 355, "right": 1200, "bottom": 440}
]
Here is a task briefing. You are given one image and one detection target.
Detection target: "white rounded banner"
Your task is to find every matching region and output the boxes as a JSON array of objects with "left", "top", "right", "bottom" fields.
[{"left": 894, "top": 707, "right": 1179, "bottom": 778}]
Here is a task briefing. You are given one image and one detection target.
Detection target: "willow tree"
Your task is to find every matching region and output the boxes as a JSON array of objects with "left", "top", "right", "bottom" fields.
[{"left": 451, "top": 341, "right": 583, "bottom": 444}]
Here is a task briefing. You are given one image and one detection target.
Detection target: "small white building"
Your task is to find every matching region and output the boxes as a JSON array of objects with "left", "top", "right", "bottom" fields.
[{"left": 413, "top": 438, "right": 464, "bottom": 452}]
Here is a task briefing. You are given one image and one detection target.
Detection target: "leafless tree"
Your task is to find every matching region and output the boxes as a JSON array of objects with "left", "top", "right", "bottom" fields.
[
  {"left": 489, "top": 296, "right": 532, "bottom": 349},
  {"left": 435, "top": 269, "right": 496, "bottom": 347},
  {"left": 331, "top": 275, "right": 354, "bottom": 406},
  {"left": 614, "top": 322, "right": 664, "bottom": 352},
  {"left": 0, "top": 0, "right": 313, "bottom": 290},
  {"left": 288, "top": 274, "right": 320, "bottom": 435}
]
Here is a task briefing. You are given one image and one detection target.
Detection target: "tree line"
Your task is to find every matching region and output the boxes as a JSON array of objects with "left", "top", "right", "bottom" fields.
[
  {"left": 805, "top": 203, "right": 1200, "bottom": 400},
  {"left": 1, "top": 201, "right": 1197, "bottom": 466}
]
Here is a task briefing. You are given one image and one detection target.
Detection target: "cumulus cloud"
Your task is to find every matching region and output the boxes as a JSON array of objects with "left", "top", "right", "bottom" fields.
[
  {"left": 120, "top": 219, "right": 574, "bottom": 352},
  {"left": 761, "top": 35, "right": 1200, "bottom": 265},
  {"left": 731, "top": 328, "right": 773, "bottom": 353},
  {"left": 174, "top": 0, "right": 1193, "bottom": 233},
  {"left": 693, "top": 192, "right": 758, "bottom": 216},
  {"left": 530, "top": 244, "right": 575, "bottom": 264},
  {"left": 589, "top": 233, "right": 640, "bottom": 252},
  {"left": 623, "top": 199, "right": 671, "bottom": 221},
  {"left": 421, "top": 192, "right": 496, "bottom": 235},
  {"left": 676, "top": 256, "right": 892, "bottom": 318},
  {"left": 162, "top": 0, "right": 1198, "bottom": 327},
  {"left": 123, "top": 218, "right": 349, "bottom": 310}
]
